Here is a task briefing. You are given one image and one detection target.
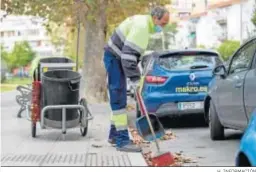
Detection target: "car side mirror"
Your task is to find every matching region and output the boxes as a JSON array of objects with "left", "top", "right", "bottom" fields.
[{"left": 213, "top": 65, "right": 227, "bottom": 79}]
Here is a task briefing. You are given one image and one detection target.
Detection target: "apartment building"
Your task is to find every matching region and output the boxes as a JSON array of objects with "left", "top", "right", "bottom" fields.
[
  {"left": 172, "top": 0, "right": 255, "bottom": 48},
  {"left": 0, "top": 10, "right": 58, "bottom": 57}
]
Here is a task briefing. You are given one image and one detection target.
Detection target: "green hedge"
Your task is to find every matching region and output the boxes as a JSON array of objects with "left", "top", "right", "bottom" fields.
[{"left": 217, "top": 40, "right": 240, "bottom": 61}]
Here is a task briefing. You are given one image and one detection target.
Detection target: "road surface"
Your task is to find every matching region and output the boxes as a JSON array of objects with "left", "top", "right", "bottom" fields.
[
  {"left": 129, "top": 100, "right": 242, "bottom": 166},
  {"left": 1, "top": 91, "right": 241, "bottom": 166},
  {"left": 1, "top": 90, "right": 146, "bottom": 166}
]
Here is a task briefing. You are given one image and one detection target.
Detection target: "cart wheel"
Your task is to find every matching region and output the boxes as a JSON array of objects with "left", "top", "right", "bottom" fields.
[
  {"left": 79, "top": 98, "right": 89, "bottom": 137},
  {"left": 17, "top": 107, "right": 24, "bottom": 118},
  {"left": 32, "top": 122, "right": 36, "bottom": 138},
  {"left": 80, "top": 127, "right": 87, "bottom": 137}
]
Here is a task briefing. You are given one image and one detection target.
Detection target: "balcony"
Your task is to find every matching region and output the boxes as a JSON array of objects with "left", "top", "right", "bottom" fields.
[
  {"left": 211, "top": 8, "right": 228, "bottom": 24},
  {"left": 215, "top": 15, "right": 227, "bottom": 24}
]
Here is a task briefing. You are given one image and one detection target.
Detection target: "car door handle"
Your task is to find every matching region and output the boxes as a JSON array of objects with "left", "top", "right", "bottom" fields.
[{"left": 235, "top": 81, "right": 243, "bottom": 88}]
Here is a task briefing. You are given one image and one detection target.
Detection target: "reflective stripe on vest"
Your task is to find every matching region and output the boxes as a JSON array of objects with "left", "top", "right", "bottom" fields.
[{"left": 112, "top": 109, "right": 128, "bottom": 131}]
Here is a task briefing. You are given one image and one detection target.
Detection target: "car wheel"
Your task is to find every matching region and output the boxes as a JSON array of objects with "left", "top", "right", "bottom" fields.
[
  {"left": 209, "top": 100, "right": 224, "bottom": 140},
  {"left": 136, "top": 101, "right": 141, "bottom": 118}
]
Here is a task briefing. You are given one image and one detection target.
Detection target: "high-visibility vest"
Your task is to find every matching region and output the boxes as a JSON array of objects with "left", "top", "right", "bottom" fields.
[{"left": 105, "top": 15, "right": 156, "bottom": 81}]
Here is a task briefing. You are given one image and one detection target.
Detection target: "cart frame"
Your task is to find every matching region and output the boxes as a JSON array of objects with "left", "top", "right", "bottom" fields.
[{"left": 40, "top": 104, "right": 93, "bottom": 134}]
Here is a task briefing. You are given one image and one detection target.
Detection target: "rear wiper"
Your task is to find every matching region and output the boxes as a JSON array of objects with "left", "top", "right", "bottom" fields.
[{"left": 190, "top": 65, "right": 209, "bottom": 69}]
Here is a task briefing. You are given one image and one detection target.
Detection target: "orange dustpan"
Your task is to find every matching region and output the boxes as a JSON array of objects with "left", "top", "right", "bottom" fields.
[{"left": 135, "top": 89, "right": 175, "bottom": 167}]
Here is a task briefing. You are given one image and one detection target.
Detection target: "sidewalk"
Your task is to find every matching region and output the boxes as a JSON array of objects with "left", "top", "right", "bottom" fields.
[{"left": 1, "top": 96, "right": 147, "bottom": 166}]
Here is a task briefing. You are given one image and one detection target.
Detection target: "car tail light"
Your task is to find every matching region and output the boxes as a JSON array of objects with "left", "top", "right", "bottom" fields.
[{"left": 145, "top": 75, "right": 167, "bottom": 84}]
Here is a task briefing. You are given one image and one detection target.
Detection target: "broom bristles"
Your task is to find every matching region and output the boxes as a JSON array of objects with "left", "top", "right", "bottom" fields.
[{"left": 151, "top": 152, "right": 175, "bottom": 167}]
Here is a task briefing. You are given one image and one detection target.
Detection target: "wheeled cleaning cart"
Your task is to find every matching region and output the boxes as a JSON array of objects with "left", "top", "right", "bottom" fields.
[
  {"left": 30, "top": 57, "right": 93, "bottom": 138},
  {"left": 16, "top": 56, "right": 77, "bottom": 119}
]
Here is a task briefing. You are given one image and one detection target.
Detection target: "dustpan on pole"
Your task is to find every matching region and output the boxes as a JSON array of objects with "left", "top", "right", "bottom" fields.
[
  {"left": 135, "top": 88, "right": 165, "bottom": 141},
  {"left": 135, "top": 87, "right": 175, "bottom": 166}
]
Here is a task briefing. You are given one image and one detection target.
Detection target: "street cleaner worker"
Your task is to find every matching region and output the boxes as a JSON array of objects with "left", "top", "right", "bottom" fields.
[{"left": 103, "top": 6, "right": 170, "bottom": 152}]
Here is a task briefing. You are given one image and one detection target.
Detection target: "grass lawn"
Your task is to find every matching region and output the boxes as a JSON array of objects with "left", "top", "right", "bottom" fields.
[
  {"left": 0, "top": 84, "right": 17, "bottom": 92},
  {"left": 1, "top": 77, "right": 32, "bottom": 93},
  {"left": 4, "top": 77, "right": 32, "bottom": 85}
]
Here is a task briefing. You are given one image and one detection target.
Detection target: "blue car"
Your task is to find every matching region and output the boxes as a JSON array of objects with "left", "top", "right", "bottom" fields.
[
  {"left": 236, "top": 109, "right": 256, "bottom": 167},
  {"left": 136, "top": 49, "right": 223, "bottom": 119}
]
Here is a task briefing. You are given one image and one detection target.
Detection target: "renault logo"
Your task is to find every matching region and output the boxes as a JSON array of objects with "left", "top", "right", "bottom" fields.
[{"left": 189, "top": 73, "right": 196, "bottom": 81}]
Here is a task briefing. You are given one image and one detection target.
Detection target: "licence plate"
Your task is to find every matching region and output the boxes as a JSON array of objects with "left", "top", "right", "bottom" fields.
[{"left": 178, "top": 102, "right": 203, "bottom": 110}]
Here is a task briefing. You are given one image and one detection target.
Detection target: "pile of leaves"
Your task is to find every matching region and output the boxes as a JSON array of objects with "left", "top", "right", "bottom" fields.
[
  {"left": 143, "top": 151, "right": 197, "bottom": 166},
  {"left": 129, "top": 128, "right": 197, "bottom": 166},
  {"left": 129, "top": 128, "right": 148, "bottom": 145},
  {"left": 129, "top": 128, "right": 176, "bottom": 145},
  {"left": 160, "top": 132, "right": 176, "bottom": 140},
  {"left": 173, "top": 151, "right": 197, "bottom": 165},
  {"left": 126, "top": 104, "right": 136, "bottom": 111}
]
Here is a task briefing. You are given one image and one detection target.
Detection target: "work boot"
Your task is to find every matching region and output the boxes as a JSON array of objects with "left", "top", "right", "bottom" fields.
[
  {"left": 116, "top": 142, "right": 142, "bottom": 152},
  {"left": 108, "top": 124, "right": 117, "bottom": 146},
  {"left": 116, "top": 129, "right": 142, "bottom": 152}
]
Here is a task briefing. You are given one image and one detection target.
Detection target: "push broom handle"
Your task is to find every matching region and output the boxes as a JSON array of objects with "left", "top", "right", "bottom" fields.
[{"left": 136, "top": 89, "right": 161, "bottom": 152}]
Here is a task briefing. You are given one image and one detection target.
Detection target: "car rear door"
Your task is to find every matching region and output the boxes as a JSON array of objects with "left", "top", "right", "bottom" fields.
[
  {"left": 244, "top": 42, "right": 256, "bottom": 120},
  {"left": 217, "top": 39, "right": 256, "bottom": 129}
]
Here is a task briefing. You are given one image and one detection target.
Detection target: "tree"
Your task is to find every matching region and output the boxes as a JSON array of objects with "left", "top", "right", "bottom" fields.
[
  {"left": 1, "top": 45, "right": 9, "bottom": 82},
  {"left": 217, "top": 40, "right": 240, "bottom": 61},
  {"left": 147, "top": 23, "right": 177, "bottom": 51},
  {"left": 0, "top": 45, "right": 9, "bottom": 66},
  {"left": 2, "top": 0, "right": 170, "bottom": 101},
  {"left": 45, "top": 22, "right": 81, "bottom": 64},
  {"left": 163, "top": 23, "right": 177, "bottom": 49},
  {"left": 197, "top": 45, "right": 206, "bottom": 49},
  {"left": 7, "top": 41, "right": 36, "bottom": 70},
  {"left": 45, "top": 22, "right": 69, "bottom": 53}
]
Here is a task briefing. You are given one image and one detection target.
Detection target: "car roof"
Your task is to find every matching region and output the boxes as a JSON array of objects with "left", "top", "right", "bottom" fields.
[{"left": 240, "top": 36, "right": 256, "bottom": 47}]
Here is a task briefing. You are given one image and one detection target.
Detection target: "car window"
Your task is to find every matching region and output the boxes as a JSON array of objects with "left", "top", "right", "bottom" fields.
[
  {"left": 141, "top": 54, "right": 152, "bottom": 69},
  {"left": 142, "top": 58, "right": 154, "bottom": 75},
  {"left": 215, "top": 56, "right": 223, "bottom": 66},
  {"left": 252, "top": 48, "right": 256, "bottom": 69},
  {"left": 229, "top": 40, "right": 256, "bottom": 75},
  {"left": 157, "top": 54, "right": 219, "bottom": 71}
]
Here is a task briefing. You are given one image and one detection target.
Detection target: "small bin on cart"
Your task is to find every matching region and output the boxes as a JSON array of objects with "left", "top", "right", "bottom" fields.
[{"left": 34, "top": 56, "right": 76, "bottom": 81}]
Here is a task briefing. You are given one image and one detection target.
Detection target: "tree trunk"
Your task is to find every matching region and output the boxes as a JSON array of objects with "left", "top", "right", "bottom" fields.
[{"left": 80, "top": 0, "right": 108, "bottom": 103}]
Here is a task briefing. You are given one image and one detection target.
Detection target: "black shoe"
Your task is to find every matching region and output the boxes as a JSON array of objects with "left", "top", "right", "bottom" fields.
[{"left": 116, "top": 142, "right": 142, "bottom": 152}]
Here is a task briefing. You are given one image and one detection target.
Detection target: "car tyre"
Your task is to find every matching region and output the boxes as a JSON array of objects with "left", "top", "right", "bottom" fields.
[{"left": 209, "top": 100, "right": 224, "bottom": 140}]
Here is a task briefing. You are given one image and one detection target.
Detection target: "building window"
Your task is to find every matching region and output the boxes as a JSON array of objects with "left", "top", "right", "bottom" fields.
[
  {"left": 27, "top": 29, "right": 39, "bottom": 36},
  {"left": 6, "top": 31, "right": 15, "bottom": 37},
  {"left": 44, "top": 41, "right": 50, "bottom": 47},
  {"left": 179, "top": 12, "right": 190, "bottom": 18},
  {"left": 17, "top": 31, "right": 21, "bottom": 36},
  {"left": 29, "top": 41, "right": 38, "bottom": 47},
  {"left": 1, "top": 32, "right": 4, "bottom": 37},
  {"left": 37, "top": 41, "right": 41, "bottom": 47}
]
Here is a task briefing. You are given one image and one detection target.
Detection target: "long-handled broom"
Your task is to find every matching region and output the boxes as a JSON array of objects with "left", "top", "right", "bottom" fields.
[{"left": 135, "top": 89, "right": 175, "bottom": 166}]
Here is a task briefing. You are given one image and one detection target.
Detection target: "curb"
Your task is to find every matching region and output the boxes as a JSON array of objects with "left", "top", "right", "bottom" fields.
[
  {"left": 127, "top": 152, "right": 148, "bottom": 166},
  {"left": 128, "top": 129, "right": 148, "bottom": 166}
]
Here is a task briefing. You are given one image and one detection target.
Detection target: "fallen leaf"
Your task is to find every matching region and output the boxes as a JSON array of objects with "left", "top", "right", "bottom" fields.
[
  {"left": 128, "top": 127, "right": 198, "bottom": 167},
  {"left": 126, "top": 104, "right": 135, "bottom": 111},
  {"left": 160, "top": 131, "right": 176, "bottom": 140},
  {"left": 91, "top": 144, "right": 103, "bottom": 148}
]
